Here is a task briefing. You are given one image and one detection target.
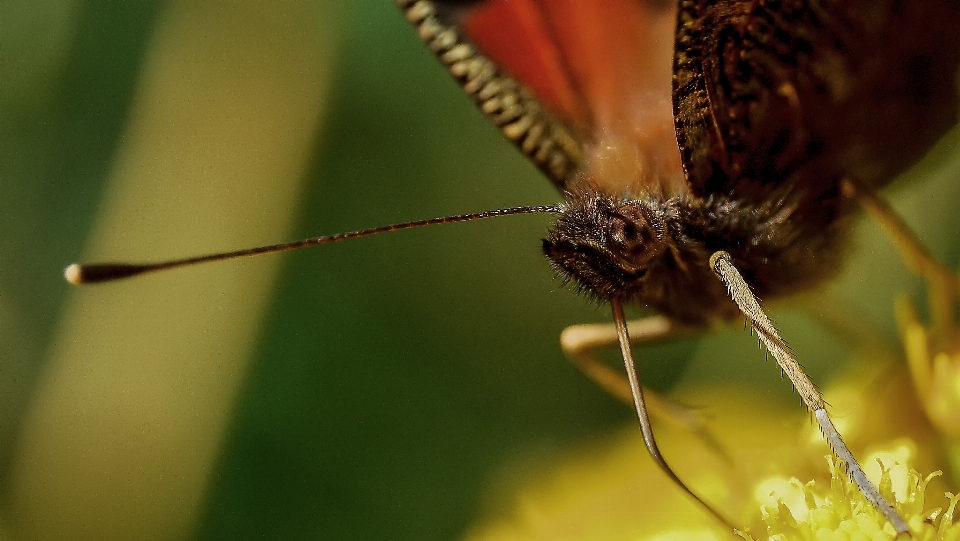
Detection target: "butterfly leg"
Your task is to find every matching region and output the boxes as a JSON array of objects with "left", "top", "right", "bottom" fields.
[
  {"left": 559, "top": 315, "right": 728, "bottom": 458},
  {"left": 846, "top": 180, "right": 960, "bottom": 440},
  {"left": 604, "top": 299, "right": 740, "bottom": 532},
  {"left": 844, "top": 180, "right": 959, "bottom": 343},
  {"left": 711, "top": 251, "right": 909, "bottom": 535}
]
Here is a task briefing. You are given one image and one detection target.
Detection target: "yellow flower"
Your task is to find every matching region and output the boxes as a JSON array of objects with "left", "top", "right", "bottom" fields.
[
  {"left": 463, "top": 367, "right": 959, "bottom": 541},
  {"left": 898, "top": 296, "right": 960, "bottom": 442},
  {"left": 751, "top": 452, "right": 958, "bottom": 541}
]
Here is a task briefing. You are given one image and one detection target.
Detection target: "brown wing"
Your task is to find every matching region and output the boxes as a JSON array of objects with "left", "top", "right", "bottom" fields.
[
  {"left": 674, "top": 0, "right": 960, "bottom": 206},
  {"left": 401, "top": 0, "right": 685, "bottom": 197}
]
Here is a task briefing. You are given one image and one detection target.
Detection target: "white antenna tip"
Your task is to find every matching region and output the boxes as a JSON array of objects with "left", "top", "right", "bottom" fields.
[{"left": 64, "top": 263, "right": 83, "bottom": 285}]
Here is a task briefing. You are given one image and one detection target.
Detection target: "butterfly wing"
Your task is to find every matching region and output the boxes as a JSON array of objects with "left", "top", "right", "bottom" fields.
[
  {"left": 411, "top": 0, "right": 960, "bottom": 204},
  {"left": 674, "top": 0, "right": 960, "bottom": 206},
  {"left": 404, "top": 0, "right": 685, "bottom": 197}
]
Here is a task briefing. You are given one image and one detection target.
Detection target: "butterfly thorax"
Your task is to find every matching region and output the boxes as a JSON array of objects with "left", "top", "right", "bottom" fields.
[{"left": 542, "top": 187, "right": 846, "bottom": 325}]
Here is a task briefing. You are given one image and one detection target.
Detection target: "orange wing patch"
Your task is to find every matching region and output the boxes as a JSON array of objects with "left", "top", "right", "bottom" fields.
[{"left": 460, "top": 0, "right": 685, "bottom": 196}]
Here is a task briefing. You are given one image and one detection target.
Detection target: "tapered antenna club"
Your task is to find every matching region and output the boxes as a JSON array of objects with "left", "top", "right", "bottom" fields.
[{"left": 64, "top": 205, "right": 558, "bottom": 285}]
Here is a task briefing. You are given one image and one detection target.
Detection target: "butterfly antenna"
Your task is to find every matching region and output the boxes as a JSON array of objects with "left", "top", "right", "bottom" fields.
[
  {"left": 710, "top": 251, "right": 909, "bottom": 535},
  {"left": 64, "top": 205, "right": 559, "bottom": 284},
  {"left": 610, "top": 297, "right": 741, "bottom": 534}
]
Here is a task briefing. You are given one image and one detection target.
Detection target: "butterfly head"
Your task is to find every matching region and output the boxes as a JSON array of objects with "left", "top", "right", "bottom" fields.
[{"left": 542, "top": 190, "right": 670, "bottom": 302}]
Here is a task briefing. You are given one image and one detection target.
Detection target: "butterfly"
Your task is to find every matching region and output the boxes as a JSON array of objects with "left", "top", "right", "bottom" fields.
[
  {"left": 391, "top": 0, "right": 960, "bottom": 532},
  {"left": 63, "top": 0, "right": 960, "bottom": 536}
]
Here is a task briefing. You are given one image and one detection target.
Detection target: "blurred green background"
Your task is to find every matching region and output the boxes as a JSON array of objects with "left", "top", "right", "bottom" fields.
[{"left": 2, "top": 1, "right": 960, "bottom": 540}]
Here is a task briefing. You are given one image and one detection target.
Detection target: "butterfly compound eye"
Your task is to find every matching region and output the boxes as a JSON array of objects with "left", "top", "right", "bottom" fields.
[{"left": 609, "top": 203, "right": 665, "bottom": 265}]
